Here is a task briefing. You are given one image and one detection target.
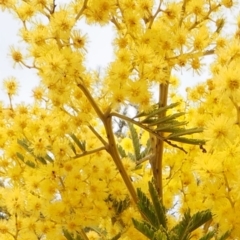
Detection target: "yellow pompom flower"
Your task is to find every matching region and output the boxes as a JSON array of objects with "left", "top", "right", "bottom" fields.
[
  {"left": 31, "top": 137, "right": 49, "bottom": 157},
  {"left": 204, "top": 115, "right": 235, "bottom": 148},
  {"left": 87, "top": 230, "right": 100, "bottom": 240},
  {"left": 3, "top": 77, "right": 19, "bottom": 96},
  {"left": 120, "top": 137, "right": 133, "bottom": 152},
  {"left": 16, "top": 1, "right": 35, "bottom": 21},
  {"left": 32, "top": 86, "right": 45, "bottom": 101},
  {"left": 10, "top": 47, "right": 23, "bottom": 66},
  {"left": 71, "top": 30, "right": 87, "bottom": 49},
  {"left": 221, "top": 0, "right": 234, "bottom": 8}
]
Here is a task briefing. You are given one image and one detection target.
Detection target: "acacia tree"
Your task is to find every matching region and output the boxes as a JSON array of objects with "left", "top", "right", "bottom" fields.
[{"left": 0, "top": 0, "right": 240, "bottom": 239}]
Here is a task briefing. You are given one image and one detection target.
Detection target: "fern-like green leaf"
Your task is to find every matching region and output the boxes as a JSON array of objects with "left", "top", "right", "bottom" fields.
[
  {"left": 69, "top": 141, "right": 77, "bottom": 154},
  {"left": 63, "top": 229, "right": 74, "bottom": 240},
  {"left": 37, "top": 156, "right": 47, "bottom": 164},
  {"left": 139, "top": 138, "right": 151, "bottom": 159},
  {"left": 76, "top": 235, "right": 83, "bottom": 240},
  {"left": 171, "top": 209, "right": 212, "bottom": 240},
  {"left": 134, "top": 102, "right": 179, "bottom": 119},
  {"left": 117, "top": 144, "right": 127, "bottom": 158},
  {"left": 148, "top": 181, "right": 167, "bottom": 229},
  {"left": 218, "top": 231, "right": 231, "bottom": 240},
  {"left": 113, "top": 197, "right": 130, "bottom": 215},
  {"left": 153, "top": 229, "right": 168, "bottom": 240},
  {"left": 17, "top": 138, "right": 30, "bottom": 151},
  {"left": 69, "top": 134, "right": 86, "bottom": 152},
  {"left": 17, "top": 139, "right": 47, "bottom": 165},
  {"left": 16, "top": 152, "right": 24, "bottom": 161},
  {"left": 132, "top": 218, "right": 156, "bottom": 239},
  {"left": 111, "top": 232, "right": 121, "bottom": 240},
  {"left": 142, "top": 102, "right": 180, "bottom": 120},
  {"left": 155, "top": 121, "right": 188, "bottom": 131},
  {"left": 16, "top": 152, "right": 36, "bottom": 168},
  {"left": 188, "top": 210, "right": 212, "bottom": 232},
  {"left": 168, "top": 127, "right": 203, "bottom": 138},
  {"left": 199, "top": 231, "right": 215, "bottom": 240},
  {"left": 155, "top": 127, "right": 184, "bottom": 133},
  {"left": 45, "top": 153, "right": 54, "bottom": 163},
  {"left": 147, "top": 112, "right": 185, "bottom": 126},
  {"left": 136, "top": 188, "right": 159, "bottom": 229},
  {"left": 170, "top": 209, "right": 192, "bottom": 240},
  {"left": 167, "top": 137, "right": 206, "bottom": 145},
  {"left": 128, "top": 123, "right": 141, "bottom": 160}
]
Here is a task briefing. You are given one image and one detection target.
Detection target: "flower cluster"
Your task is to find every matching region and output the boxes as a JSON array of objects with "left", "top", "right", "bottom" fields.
[{"left": 0, "top": 0, "right": 239, "bottom": 239}]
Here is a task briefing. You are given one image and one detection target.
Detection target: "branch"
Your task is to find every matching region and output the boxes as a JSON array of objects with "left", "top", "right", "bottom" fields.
[
  {"left": 104, "top": 114, "right": 138, "bottom": 204},
  {"left": 73, "top": 146, "right": 106, "bottom": 159},
  {"left": 136, "top": 154, "right": 154, "bottom": 165},
  {"left": 167, "top": 48, "right": 215, "bottom": 61},
  {"left": 75, "top": 0, "right": 88, "bottom": 21},
  {"left": 77, "top": 81, "right": 137, "bottom": 204},
  {"left": 179, "top": 0, "right": 187, "bottom": 27},
  {"left": 223, "top": 173, "right": 235, "bottom": 208},
  {"left": 152, "top": 82, "right": 169, "bottom": 198},
  {"left": 79, "top": 229, "right": 89, "bottom": 240},
  {"left": 88, "top": 124, "right": 108, "bottom": 147},
  {"left": 229, "top": 95, "right": 240, "bottom": 125},
  {"left": 111, "top": 16, "right": 122, "bottom": 30},
  {"left": 188, "top": 4, "right": 221, "bottom": 30},
  {"left": 77, "top": 82, "right": 105, "bottom": 121},
  {"left": 110, "top": 112, "right": 165, "bottom": 141},
  {"left": 164, "top": 139, "right": 187, "bottom": 153},
  {"left": 148, "top": 0, "right": 162, "bottom": 29}
]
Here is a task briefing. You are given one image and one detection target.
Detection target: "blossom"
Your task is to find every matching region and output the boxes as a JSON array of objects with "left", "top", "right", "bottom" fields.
[
  {"left": 204, "top": 115, "right": 234, "bottom": 147},
  {"left": 3, "top": 77, "right": 19, "bottom": 96}
]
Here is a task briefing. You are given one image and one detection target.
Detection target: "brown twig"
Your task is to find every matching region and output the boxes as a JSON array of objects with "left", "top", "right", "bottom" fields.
[
  {"left": 75, "top": 0, "right": 88, "bottom": 21},
  {"left": 73, "top": 146, "right": 106, "bottom": 159},
  {"left": 77, "top": 82, "right": 138, "bottom": 205}
]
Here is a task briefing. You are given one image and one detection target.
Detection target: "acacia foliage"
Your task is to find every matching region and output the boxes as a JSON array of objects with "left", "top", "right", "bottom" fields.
[{"left": 0, "top": 0, "right": 240, "bottom": 239}]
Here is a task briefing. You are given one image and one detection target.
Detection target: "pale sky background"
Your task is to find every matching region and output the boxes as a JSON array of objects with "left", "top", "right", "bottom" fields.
[{"left": 0, "top": 2, "right": 238, "bottom": 105}]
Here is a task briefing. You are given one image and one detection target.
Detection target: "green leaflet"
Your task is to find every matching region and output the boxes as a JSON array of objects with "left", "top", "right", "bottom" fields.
[
  {"left": 135, "top": 102, "right": 180, "bottom": 119},
  {"left": 117, "top": 144, "right": 127, "bottom": 158},
  {"left": 153, "top": 229, "right": 168, "bottom": 240},
  {"left": 111, "top": 232, "right": 121, "bottom": 240},
  {"left": 128, "top": 123, "right": 141, "bottom": 160},
  {"left": 218, "top": 231, "right": 231, "bottom": 240},
  {"left": 148, "top": 181, "right": 167, "bottom": 229},
  {"left": 145, "top": 102, "right": 180, "bottom": 119},
  {"left": 147, "top": 112, "right": 185, "bottom": 126},
  {"left": 170, "top": 209, "right": 212, "bottom": 240},
  {"left": 63, "top": 229, "right": 84, "bottom": 240},
  {"left": 112, "top": 197, "right": 130, "bottom": 215},
  {"left": 139, "top": 138, "right": 151, "bottom": 159},
  {"left": 16, "top": 152, "right": 36, "bottom": 168},
  {"left": 133, "top": 182, "right": 228, "bottom": 240},
  {"left": 63, "top": 229, "right": 75, "bottom": 240},
  {"left": 167, "top": 127, "right": 204, "bottom": 139},
  {"left": 17, "top": 139, "right": 47, "bottom": 165},
  {"left": 75, "top": 235, "right": 83, "bottom": 240},
  {"left": 155, "top": 121, "right": 188, "bottom": 132},
  {"left": 45, "top": 153, "right": 54, "bottom": 163},
  {"left": 168, "top": 137, "right": 206, "bottom": 145},
  {"left": 69, "top": 141, "right": 77, "bottom": 154},
  {"left": 130, "top": 101, "right": 206, "bottom": 150},
  {"left": 199, "top": 231, "right": 216, "bottom": 240},
  {"left": 136, "top": 187, "right": 160, "bottom": 229},
  {"left": 188, "top": 210, "right": 213, "bottom": 232},
  {"left": 132, "top": 219, "right": 156, "bottom": 239},
  {"left": 69, "top": 133, "right": 86, "bottom": 152}
]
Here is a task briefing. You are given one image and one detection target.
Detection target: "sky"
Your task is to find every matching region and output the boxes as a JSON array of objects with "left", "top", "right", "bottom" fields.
[{"left": 0, "top": 2, "right": 238, "bottom": 105}]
